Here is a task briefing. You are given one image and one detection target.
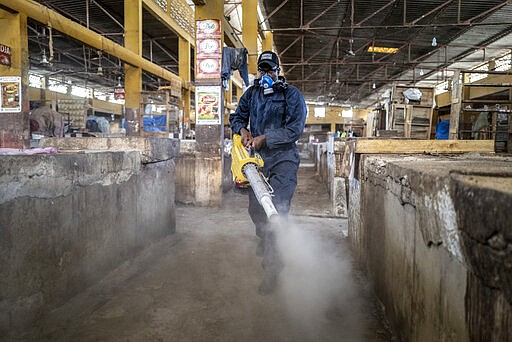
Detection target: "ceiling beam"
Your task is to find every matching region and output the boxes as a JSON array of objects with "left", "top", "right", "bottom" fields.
[
  {"left": 274, "top": 32, "right": 510, "bottom": 50},
  {"left": 414, "top": 24, "right": 512, "bottom": 82},
  {"left": 410, "top": 0, "right": 454, "bottom": 25},
  {"left": 259, "top": 0, "right": 290, "bottom": 26},
  {"left": 266, "top": 21, "right": 512, "bottom": 31},
  {"left": 285, "top": 43, "right": 331, "bottom": 73},
  {"left": 6, "top": 0, "right": 181, "bottom": 85},
  {"left": 302, "top": 0, "right": 340, "bottom": 29},
  {"left": 464, "top": 0, "right": 509, "bottom": 24},
  {"left": 281, "top": 60, "right": 499, "bottom": 67},
  {"left": 90, "top": 0, "right": 123, "bottom": 29},
  {"left": 342, "top": 0, "right": 470, "bottom": 102},
  {"left": 355, "top": 0, "right": 396, "bottom": 27},
  {"left": 280, "top": 35, "right": 302, "bottom": 56}
]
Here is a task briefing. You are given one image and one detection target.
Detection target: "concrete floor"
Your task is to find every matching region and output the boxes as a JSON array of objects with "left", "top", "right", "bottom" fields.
[{"left": 23, "top": 163, "right": 393, "bottom": 341}]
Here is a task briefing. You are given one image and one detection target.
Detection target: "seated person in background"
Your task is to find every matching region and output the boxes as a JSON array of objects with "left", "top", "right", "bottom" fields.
[
  {"left": 472, "top": 105, "right": 490, "bottom": 140},
  {"left": 30, "top": 104, "right": 64, "bottom": 137}
]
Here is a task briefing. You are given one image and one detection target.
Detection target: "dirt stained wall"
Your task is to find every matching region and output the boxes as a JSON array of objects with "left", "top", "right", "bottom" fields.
[
  {"left": 0, "top": 151, "right": 176, "bottom": 337},
  {"left": 349, "top": 154, "right": 512, "bottom": 341}
]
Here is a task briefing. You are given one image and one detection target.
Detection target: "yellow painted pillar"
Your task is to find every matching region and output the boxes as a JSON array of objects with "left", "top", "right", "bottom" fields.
[
  {"left": 262, "top": 31, "right": 273, "bottom": 52},
  {"left": 0, "top": 9, "right": 29, "bottom": 148},
  {"left": 195, "top": 1, "right": 224, "bottom": 21},
  {"left": 124, "top": 0, "right": 142, "bottom": 136},
  {"left": 330, "top": 122, "right": 336, "bottom": 133},
  {"left": 242, "top": 0, "right": 258, "bottom": 75},
  {"left": 179, "top": 37, "right": 190, "bottom": 138},
  {"left": 193, "top": 1, "right": 225, "bottom": 206}
]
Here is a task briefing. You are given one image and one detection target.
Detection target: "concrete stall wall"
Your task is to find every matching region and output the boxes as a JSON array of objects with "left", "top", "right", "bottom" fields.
[
  {"left": 175, "top": 140, "right": 224, "bottom": 206},
  {"left": 349, "top": 154, "right": 512, "bottom": 341},
  {"left": 0, "top": 149, "right": 177, "bottom": 337},
  {"left": 310, "top": 141, "right": 348, "bottom": 217}
]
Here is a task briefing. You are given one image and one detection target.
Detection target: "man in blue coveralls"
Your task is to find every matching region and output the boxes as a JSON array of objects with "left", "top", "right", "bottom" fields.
[{"left": 229, "top": 51, "right": 307, "bottom": 294}]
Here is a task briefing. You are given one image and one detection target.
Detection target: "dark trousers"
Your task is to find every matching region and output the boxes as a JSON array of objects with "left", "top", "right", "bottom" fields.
[{"left": 248, "top": 160, "right": 298, "bottom": 274}]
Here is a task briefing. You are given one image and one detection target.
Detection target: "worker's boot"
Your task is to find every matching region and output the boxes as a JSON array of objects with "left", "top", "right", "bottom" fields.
[{"left": 258, "top": 231, "right": 282, "bottom": 295}]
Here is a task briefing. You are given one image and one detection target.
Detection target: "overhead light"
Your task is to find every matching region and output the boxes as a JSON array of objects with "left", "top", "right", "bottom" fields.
[
  {"left": 372, "top": 82, "right": 376, "bottom": 89},
  {"left": 419, "top": 69, "right": 424, "bottom": 76},
  {"left": 96, "top": 50, "right": 103, "bottom": 76},
  {"left": 432, "top": 37, "right": 437, "bottom": 47},
  {"left": 367, "top": 46, "right": 399, "bottom": 54},
  {"left": 346, "top": 38, "right": 355, "bottom": 56},
  {"left": 40, "top": 50, "right": 49, "bottom": 65}
]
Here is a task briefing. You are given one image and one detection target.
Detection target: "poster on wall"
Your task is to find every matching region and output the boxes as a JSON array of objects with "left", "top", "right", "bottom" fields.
[
  {"left": 0, "top": 76, "right": 21, "bottom": 113},
  {"left": 195, "top": 86, "right": 222, "bottom": 125}
]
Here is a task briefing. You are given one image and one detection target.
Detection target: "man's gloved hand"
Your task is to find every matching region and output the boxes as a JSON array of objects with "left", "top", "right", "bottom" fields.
[
  {"left": 240, "top": 128, "right": 253, "bottom": 147},
  {"left": 251, "top": 135, "right": 266, "bottom": 151}
]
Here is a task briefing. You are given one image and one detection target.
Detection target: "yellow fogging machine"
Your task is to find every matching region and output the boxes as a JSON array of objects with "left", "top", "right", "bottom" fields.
[{"left": 230, "top": 134, "right": 279, "bottom": 219}]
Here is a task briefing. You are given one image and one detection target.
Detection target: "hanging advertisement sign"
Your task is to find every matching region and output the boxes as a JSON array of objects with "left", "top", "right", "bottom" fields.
[
  {"left": 196, "top": 19, "right": 222, "bottom": 81},
  {"left": 0, "top": 44, "right": 12, "bottom": 66},
  {"left": 195, "top": 86, "right": 221, "bottom": 125},
  {"left": 196, "top": 58, "right": 221, "bottom": 79},
  {"left": 0, "top": 76, "right": 21, "bottom": 112},
  {"left": 196, "top": 19, "right": 221, "bottom": 39},
  {"left": 198, "top": 38, "right": 221, "bottom": 56},
  {"left": 114, "top": 87, "right": 125, "bottom": 100}
]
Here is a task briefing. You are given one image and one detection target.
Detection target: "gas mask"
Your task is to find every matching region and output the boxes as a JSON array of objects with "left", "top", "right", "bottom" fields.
[
  {"left": 256, "top": 75, "right": 288, "bottom": 95},
  {"left": 261, "top": 75, "right": 275, "bottom": 95}
]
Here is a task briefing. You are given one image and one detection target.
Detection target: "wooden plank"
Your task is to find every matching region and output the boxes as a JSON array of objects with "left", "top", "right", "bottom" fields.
[
  {"left": 404, "top": 105, "right": 412, "bottom": 138},
  {"left": 427, "top": 105, "right": 434, "bottom": 139},
  {"left": 449, "top": 70, "right": 462, "bottom": 139},
  {"left": 509, "top": 87, "right": 512, "bottom": 154},
  {"left": 354, "top": 139, "right": 494, "bottom": 154},
  {"left": 508, "top": 117, "right": 512, "bottom": 154}
]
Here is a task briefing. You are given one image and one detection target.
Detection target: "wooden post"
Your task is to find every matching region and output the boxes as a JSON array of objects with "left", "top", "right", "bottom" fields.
[
  {"left": 449, "top": 70, "right": 462, "bottom": 139},
  {"left": 0, "top": 10, "right": 30, "bottom": 148},
  {"left": 404, "top": 105, "right": 412, "bottom": 138},
  {"left": 124, "top": 0, "right": 142, "bottom": 136},
  {"left": 509, "top": 86, "right": 512, "bottom": 153},
  {"left": 179, "top": 37, "right": 190, "bottom": 138}
]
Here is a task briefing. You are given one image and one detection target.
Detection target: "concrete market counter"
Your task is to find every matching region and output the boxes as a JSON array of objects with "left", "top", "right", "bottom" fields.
[
  {"left": 348, "top": 153, "right": 512, "bottom": 341},
  {"left": 0, "top": 137, "right": 179, "bottom": 336}
]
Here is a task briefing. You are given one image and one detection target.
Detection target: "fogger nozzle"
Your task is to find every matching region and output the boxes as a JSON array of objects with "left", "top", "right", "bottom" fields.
[
  {"left": 260, "top": 195, "right": 279, "bottom": 219},
  {"left": 244, "top": 163, "right": 279, "bottom": 219}
]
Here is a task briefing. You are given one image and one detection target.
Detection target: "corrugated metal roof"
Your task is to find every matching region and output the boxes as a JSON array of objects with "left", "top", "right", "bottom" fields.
[
  {"left": 25, "top": 0, "right": 512, "bottom": 106},
  {"left": 262, "top": 0, "right": 512, "bottom": 106}
]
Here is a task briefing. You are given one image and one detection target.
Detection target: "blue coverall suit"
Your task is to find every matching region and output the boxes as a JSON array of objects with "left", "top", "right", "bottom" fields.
[{"left": 229, "top": 81, "right": 307, "bottom": 276}]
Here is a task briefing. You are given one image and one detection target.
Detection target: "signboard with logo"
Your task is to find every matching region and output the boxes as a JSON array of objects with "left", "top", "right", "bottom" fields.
[
  {"left": 196, "top": 58, "right": 221, "bottom": 79},
  {"left": 196, "top": 19, "right": 221, "bottom": 39},
  {"left": 196, "top": 19, "right": 222, "bottom": 81},
  {"left": 114, "top": 87, "right": 125, "bottom": 100},
  {"left": 0, "top": 44, "right": 11, "bottom": 67},
  {"left": 0, "top": 76, "right": 21, "bottom": 112},
  {"left": 195, "top": 86, "right": 221, "bottom": 125}
]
